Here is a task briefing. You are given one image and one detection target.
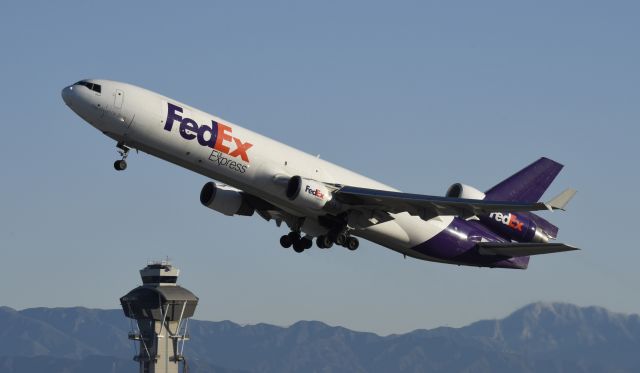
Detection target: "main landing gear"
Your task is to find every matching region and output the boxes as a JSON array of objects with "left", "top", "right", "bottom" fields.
[
  {"left": 317, "top": 230, "right": 359, "bottom": 251},
  {"left": 279, "top": 230, "right": 359, "bottom": 252},
  {"left": 114, "top": 142, "right": 130, "bottom": 171},
  {"left": 279, "top": 232, "right": 313, "bottom": 253}
]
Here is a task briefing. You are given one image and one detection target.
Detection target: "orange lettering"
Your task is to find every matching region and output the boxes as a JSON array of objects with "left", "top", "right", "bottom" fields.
[
  {"left": 229, "top": 137, "right": 253, "bottom": 162},
  {"left": 214, "top": 123, "right": 233, "bottom": 153}
]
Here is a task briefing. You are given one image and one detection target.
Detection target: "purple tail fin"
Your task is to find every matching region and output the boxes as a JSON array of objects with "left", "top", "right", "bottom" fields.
[
  {"left": 485, "top": 157, "right": 563, "bottom": 239},
  {"left": 485, "top": 157, "right": 563, "bottom": 202}
]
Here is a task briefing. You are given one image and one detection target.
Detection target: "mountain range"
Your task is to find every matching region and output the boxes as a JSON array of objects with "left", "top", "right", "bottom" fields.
[{"left": 0, "top": 302, "right": 638, "bottom": 372}]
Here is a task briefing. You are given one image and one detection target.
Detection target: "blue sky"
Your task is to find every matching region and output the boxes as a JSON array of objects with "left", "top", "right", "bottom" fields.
[{"left": 0, "top": 1, "right": 638, "bottom": 335}]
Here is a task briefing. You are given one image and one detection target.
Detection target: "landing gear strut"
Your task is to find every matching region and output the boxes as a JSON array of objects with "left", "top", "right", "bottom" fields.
[{"left": 114, "top": 142, "right": 130, "bottom": 171}]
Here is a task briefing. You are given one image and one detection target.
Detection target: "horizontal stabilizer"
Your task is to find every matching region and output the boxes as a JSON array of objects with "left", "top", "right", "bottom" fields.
[
  {"left": 546, "top": 188, "right": 577, "bottom": 210},
  {"left": 478, "top": 242, "right": 579, "bottom": 257}
]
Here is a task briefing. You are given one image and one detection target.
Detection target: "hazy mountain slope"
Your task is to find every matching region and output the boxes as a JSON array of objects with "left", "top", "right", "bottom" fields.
[{"left": 0, "top": 303, "right": 638, "bottom": 373}]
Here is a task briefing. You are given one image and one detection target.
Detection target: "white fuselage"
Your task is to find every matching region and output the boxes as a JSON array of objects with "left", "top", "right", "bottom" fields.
[{"left": 62, "top": 80, "right": 454, "bottom": 261}]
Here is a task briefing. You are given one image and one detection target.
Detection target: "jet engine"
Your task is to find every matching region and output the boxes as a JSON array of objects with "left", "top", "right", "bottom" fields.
[
  {"left": 285, "top": 176, "right": 333, "bottom": 210},
  {"left": 446, "top": 183, "right": 549, "bottom": 243},
  {"left": 200, "top": 182, "right": 254, "bottom": 216},
  {"left": 446, "top": 183, "right": 486, "bottom": 200},
  {"left": 479, "top": 212, "right": 550, "bottom": 243}
]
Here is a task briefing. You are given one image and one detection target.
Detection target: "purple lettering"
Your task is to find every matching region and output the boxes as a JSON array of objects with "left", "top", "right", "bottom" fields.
[
  {"left": 163, "top": 103, "right": 252, "bottom": 165},
  {"left": 197, "top": 122, "right": 217, "bottom": 148},
  {"left": 165, "top": 103, "right": 183, "bottom": 131},
  {"left": 179, "top": 118, "right": 198, "bottom": 140}
]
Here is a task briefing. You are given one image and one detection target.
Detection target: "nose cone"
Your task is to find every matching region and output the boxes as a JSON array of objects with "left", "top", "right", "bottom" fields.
[{"left": 61, "top": 85, "right": 74, "bottom": 106}]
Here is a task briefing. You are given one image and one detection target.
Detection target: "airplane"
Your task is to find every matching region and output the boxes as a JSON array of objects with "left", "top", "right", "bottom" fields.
[{"left": 61, "top": 79, "right": 578, "bottom": 269}]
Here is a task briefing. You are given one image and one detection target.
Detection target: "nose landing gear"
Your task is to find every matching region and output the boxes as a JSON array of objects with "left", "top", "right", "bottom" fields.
[{"left": 114, "top": 142, "right": 130, "bottom": 171}]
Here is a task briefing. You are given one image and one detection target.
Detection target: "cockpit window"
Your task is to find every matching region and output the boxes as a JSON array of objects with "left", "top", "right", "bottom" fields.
[{"left": 74, "top": 80, "right": 101, "bottom": 94}]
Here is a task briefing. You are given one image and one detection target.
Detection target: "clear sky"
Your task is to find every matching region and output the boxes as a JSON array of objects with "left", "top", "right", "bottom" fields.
[{"left": 1, "top": 1, "right": 638, "bottom": 335}]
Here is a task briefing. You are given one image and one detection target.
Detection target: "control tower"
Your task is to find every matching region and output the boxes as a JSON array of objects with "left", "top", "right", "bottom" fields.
[{"left": 120, "top": 261, "right": 198, "bottom": 373}]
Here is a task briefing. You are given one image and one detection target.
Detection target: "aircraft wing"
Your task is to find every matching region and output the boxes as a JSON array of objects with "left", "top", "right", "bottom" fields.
[
  {"left": 333, "top": 185, "right": 575, "bottom": 220},
  {"left": 477, "top": 242, "right": 579, "bottom": 257}
]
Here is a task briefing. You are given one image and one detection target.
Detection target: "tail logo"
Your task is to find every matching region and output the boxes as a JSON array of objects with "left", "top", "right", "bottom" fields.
[{"left": 489, "top": 212, "right": 524, "bottom": 232}]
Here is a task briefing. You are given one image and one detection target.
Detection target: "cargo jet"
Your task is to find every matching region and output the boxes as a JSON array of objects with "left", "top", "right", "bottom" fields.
[{"left": 61, "top": 79, "right": 578, "bottom": 269}]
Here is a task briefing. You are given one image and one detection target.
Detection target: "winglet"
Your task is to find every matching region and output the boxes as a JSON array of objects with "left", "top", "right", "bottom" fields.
[{"left": 545, "top": 188, "right": 577, "bottom": 211}]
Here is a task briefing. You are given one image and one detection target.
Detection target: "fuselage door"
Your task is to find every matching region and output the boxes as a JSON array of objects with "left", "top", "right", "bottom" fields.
[{"left": 114, "top": 89, "right": 124, "bottom": 109}]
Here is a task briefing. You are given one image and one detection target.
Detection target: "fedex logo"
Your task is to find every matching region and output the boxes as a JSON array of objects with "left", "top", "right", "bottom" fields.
[
  {"left": 164, "top": 103, "right": 253, "bottom": 163},
  {"left": 489, "top": 212, "right": 523, "bottom": 232},
  {"left": 305, "top": 185, "right": 325, "bottom": 200}
]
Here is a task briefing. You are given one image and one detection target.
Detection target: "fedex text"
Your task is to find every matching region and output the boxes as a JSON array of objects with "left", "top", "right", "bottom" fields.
[
  {"left": 305, "top": 185, "right": 325, "bottom": 200},
  {"left": 164, "top": 103, "right": 253, "bottom": 169},
  {"left": 488, "top": 212, "right": 523, "bottom": 232}
]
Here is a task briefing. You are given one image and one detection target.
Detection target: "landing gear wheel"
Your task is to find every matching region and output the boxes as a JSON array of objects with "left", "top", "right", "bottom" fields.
[
  {"left": 292, "top": 239, "right": 306, "bottom": 253},
  {"left": 280, "top": 235, "right": 293, "bottom": 248},
  {"left": 346, "top": 237, "right": 359, "bottom": 251},
  {"left": 335, "top": 233, "right": 348, "bottom": 246},
  {"left": 316, "top": 235, "right": 333, "bottom": 249},
  {"left": 114, "top": 142, "right": 130, "bottom": 171},
  {"left": 114, "top": 160, "right": 127, "bottom": 171},
  {"left": 301, "top": 237, "right": 313, "bottom": 250}
]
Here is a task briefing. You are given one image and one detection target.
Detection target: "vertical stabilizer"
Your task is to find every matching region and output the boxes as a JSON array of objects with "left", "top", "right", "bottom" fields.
[
  {"left": 485, "top": 157, "right": 563, "bottom": 202},
  {"left": 484, "top": 157, "right": 564, "bottom": 239}
]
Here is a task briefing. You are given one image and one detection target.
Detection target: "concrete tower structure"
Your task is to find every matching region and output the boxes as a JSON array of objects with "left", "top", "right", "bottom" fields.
[{"left": 120, "top": 261, "right": 198, "bottom": 373}]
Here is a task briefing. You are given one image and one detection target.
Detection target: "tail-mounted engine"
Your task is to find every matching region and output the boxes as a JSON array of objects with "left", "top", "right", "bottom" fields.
[
  {"left": 200, "top": 182, "right": 254, "bottom": 216},
  {"left": 447, "top": 182, "right": 549, "bottom": 243},
  {"left": 446, "top": 183, "right": 486, "bottom": 200},
  {"left": 286, "top": 176, "right": 339, "bottom": 212},
  {"left": 479, "top": 212, "right": 550, "bottom": 243}
]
